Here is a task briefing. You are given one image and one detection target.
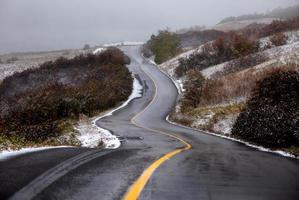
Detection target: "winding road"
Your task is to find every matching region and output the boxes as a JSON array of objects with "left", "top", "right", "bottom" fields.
[{"left": 1, "top": 45, "right": 299, "bottom": 200}]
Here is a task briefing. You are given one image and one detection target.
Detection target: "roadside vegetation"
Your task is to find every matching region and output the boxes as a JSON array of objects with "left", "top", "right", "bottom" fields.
[
  {"left": 146, "top": 14, "right": 299, "bottom": 155},
  {"left": 142, "top": 30, "right": 181, "bottom": 64},
  {"left": 171, "top": 64, "right": 299, "bottom": 154},
  {"left": 0, "top": 48, "right": 133, "bottom": 146},
  {"left": 175, "top": 33, "right": 258, "bottom": 77},
  {"left": 176, "top": 17, "right": 299, "bottom": 78},
  {"left": 176, "top": 29, "right": 224, "bottom": 48},
  {"left": 232, "top": 70, "right": 299, "bottom": 148}
]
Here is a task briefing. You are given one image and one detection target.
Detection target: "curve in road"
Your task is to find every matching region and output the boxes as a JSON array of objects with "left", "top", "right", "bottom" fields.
[{"left": 123, "top": 70, "right": 192, "bottom": 199}]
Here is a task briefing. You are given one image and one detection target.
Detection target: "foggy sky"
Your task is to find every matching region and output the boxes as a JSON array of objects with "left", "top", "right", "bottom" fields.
[{"left": 0, "top": 0, "right": 298, "bottom": 53}]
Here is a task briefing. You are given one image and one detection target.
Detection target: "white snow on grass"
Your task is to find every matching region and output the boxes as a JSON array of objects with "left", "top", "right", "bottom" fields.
[
  {"left": 259, "top": 30, "right": 299, "bottom": 50},
  {"left": 75, "top": 77, "right": 143, "bottom": 149},
  {"left": 93, "top": 47, "right": 106, "bottom": 54},
  {"left": 0, "top": 146, "right": 70, "bottom": 161},
  {"left": 159, "top": 47, "right": 202, "bottom": 77},
  {"left": 176, "top": 79, "right": 185, "bottom": 93},
  {"left": 191, "top": 112, "right": 214, "bottom": 128},
  {"left": 212, "top": 114, "right": 238, "bottom": 135},
  {"left": 202, "top": 40, "right": 299, "bottom": 79},
  {"left": 201, "top": 62, "right": 227, "bottom": 79}
]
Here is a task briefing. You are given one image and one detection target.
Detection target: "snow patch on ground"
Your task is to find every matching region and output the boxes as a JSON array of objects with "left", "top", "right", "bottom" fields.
[
  {"left": 93, "top": 47, "right": 106, "bottom": 54},
  {"left": 176, "top": 79, "right": 185, "bottom": 93},
  {"left": 191, "top": 112, "right": 214, "bottom": 128},
  {"left": 75, "top": 77, "right": 143, "bottom": 149},
  {"left": 159, "top": 47, "right": 203, "bottom": 77},
  {"left": 201, "top": 62, "right": 227, "bottom": 79},
  {"left": 211, "top": 114, "right": 238, "bottom": 135},
  {"left": 259, "top": 30, "right": 299, "bottom": 49}
]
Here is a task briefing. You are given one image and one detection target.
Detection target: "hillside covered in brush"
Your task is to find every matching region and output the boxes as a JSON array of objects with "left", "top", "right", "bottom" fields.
[
  {"left": 146, "top": 15, "right": 299, "bottom": 155},
  {"left": 0, "top": 48, "right": 133, "bottom": 143}
]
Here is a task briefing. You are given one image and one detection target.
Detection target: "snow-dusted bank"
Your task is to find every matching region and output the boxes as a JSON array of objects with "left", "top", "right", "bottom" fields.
[
  {"left": 74, "top": 46, "right": 143, "bottom": 149},
  {"left": 0, "top": 46, "right": 143, "bottom": 159},
  {"left": 145, "top": 55, "right": 298, "bottom": 159},
  {"left": 93, "top": 47, "right": 106, "bottom": 54},
  {"left": 76, "top": 77, "right": 143, "bottom": 149}
]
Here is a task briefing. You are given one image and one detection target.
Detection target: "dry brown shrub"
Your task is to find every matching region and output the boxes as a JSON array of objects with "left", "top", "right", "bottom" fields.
[
  {"left": 198, "top": 64, "right": 298, "bottom": 107},
  {"left": 270, "top": 32, "right": 288, "bottom": 46}
]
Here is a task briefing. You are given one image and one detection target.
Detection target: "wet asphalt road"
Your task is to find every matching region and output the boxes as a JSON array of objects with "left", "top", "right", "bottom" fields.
[{"left": 0, "top": 45, "right": 299, "bottom": 200}]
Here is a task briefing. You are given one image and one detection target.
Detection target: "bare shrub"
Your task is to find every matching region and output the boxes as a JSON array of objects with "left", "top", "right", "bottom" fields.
[
  {"left": 270, "top": 32, "right": 288, "bottom": 46},
  {"left": 181, "top": 70, "right": 205, "bottom": 111}
]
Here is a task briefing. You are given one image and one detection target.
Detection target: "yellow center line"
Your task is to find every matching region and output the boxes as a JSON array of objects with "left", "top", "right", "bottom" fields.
[
  {"left": 122, "top": 126, "right": 191, "bottom": 200},
  {"left": 122, "top": 56, "right": 192, "bottom": 200}
]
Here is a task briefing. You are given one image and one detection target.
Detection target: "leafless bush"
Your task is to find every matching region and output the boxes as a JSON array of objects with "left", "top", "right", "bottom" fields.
[{"left": 270, "top": 32, "right": 288, "bottom": 46}]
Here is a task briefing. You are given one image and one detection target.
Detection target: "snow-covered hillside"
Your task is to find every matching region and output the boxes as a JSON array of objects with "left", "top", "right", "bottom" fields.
[
  {"left": 202, "top": 39, "right": 299, "bottom": 79},
  {"left": 159, "top": 45, "right": 204, "bottom": 77},
  {"left": 210, "top": 18, "right": 279, "bottom": 32},
  {"left": 158, "top": 30, "right": 299, "bottom": 80},
  {"left": 160, "top": 29, "right": 299, "bottom": 152},
  {"left": 0, "top": 49, "right": 93, "bottom": 82}
]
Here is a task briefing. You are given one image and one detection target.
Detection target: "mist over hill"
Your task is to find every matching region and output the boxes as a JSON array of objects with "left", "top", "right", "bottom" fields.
[{"left": 0, "top": 0, "right": 297, "bottom": 53}]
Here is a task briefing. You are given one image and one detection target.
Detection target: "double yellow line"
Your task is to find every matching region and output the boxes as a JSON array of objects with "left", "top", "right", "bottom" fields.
[{"left": 122, "top": 59, "right": 192, "bottom": 200}]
